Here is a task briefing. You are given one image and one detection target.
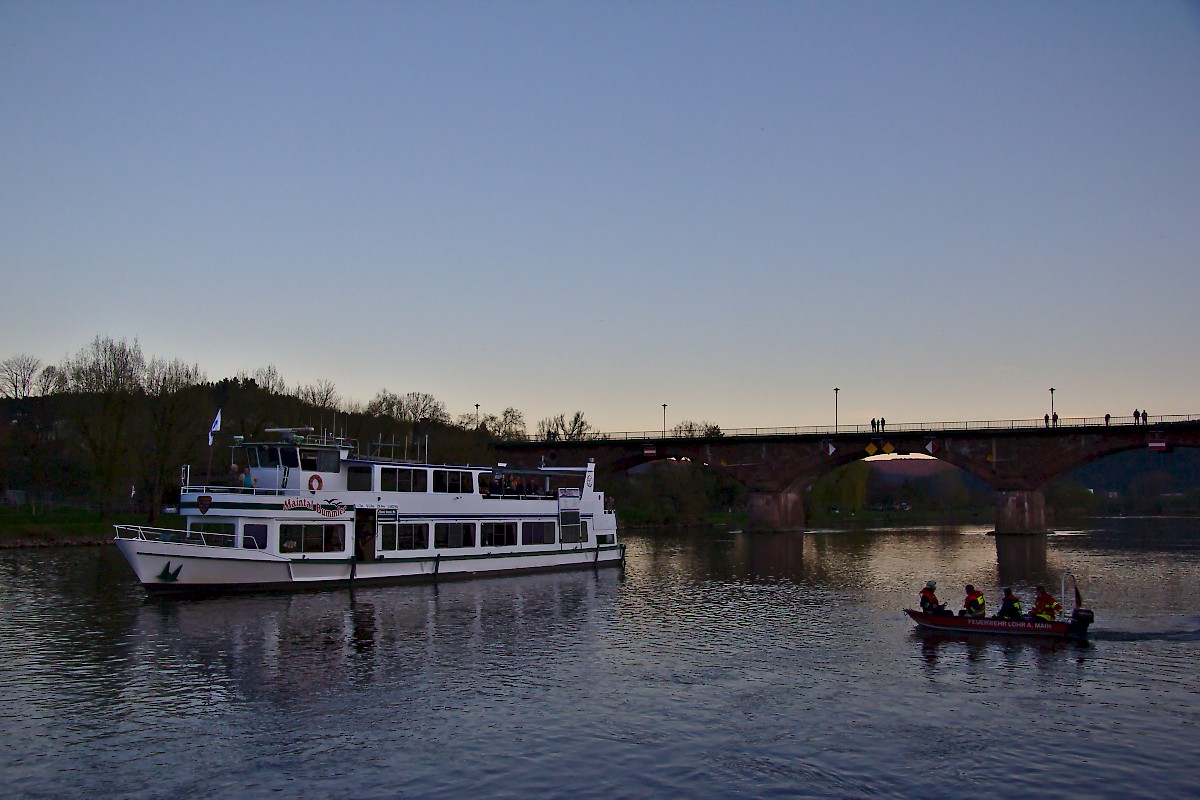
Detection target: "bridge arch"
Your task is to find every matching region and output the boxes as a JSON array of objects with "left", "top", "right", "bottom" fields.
[{"left": 495, "top": 419, "right": 1200, "bottom": 533}]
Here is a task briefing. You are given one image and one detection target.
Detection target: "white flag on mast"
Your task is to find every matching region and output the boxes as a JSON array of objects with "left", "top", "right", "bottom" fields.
[{"left": 209, "top": 408, "right": 222, "bottom": 446}]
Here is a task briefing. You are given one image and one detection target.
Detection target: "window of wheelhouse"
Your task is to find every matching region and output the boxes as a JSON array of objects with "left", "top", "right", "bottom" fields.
[
  {"left": 250, "top": 446, "right": 279, "bottom": 468},
  {"left": 247, "top": 446, "right": 303, "bottom": 470},
  {"left": 299, "top": 448, "right": 341, "bottom": 473}
]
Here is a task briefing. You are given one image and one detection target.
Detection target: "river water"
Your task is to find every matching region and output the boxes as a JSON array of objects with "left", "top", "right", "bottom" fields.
[{"left": 1, "top": 518, "right": 1197, "bottom": 799}]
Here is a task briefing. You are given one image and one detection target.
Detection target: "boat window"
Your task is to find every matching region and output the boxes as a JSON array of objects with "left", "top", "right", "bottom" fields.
[
  {"left": 317, "top": 450, "right": 340, "bottom": 472},
  {"left": 559, "top": 510, "right": 583, "bottom": 543},
  {"left": 257, "top": 446, "right": 280, "bottom": 468},
  {"left": 347, "top": 465, "right": 373, "bottom": 491},
  {"left": 521, "top": 521, "right": 555, "bottom": 545},
  {"left": 299, "top": 449, "right": 319, "bottom": 471},
  {"left": 432, "top": 470, "right": 473, "bottom": 494},
  {"left": 380, "top": 522, "right": 428, "bottom": 551},
  {"left": 280, "top": 448, "right": 300, "bottom": 469},
  {"left": 380, "top": 467, "right": 428, "bottom": 493},
  {"left": 478, "top": 473, "right": 493, "bottom": 496},
  {"left": 187, "top": 520, "right": 235, "bottom": 547},
  {"left": 434, "top": 522, "right": 475, "bottom": 549},
  {"left": 242, "top": 523, "right": 268, "bottom": 550},
  {"left": 481, "top": 521, "right": 518, "bottom": 547},
  {"left": 279, "top": 523, "right": 346, "bottom": 554}
]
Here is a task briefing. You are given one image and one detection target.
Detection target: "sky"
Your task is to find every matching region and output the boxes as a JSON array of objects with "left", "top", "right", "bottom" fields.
[{"left": 2, "top": 1, "right": 1198, "bottom": 434}]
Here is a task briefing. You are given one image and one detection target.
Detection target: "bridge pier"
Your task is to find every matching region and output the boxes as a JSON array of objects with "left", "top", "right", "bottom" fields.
[
  {"left": 994, "top": 490, "right": 1047, "bottom": 535},
  {"left": 747, "top": 490, "right": 805, "bottom": 531}
]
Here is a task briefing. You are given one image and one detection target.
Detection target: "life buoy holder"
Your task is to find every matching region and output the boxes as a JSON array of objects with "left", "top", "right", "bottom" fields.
[{"left": 308, "top": 474, "right": 323, "bottom": 493}]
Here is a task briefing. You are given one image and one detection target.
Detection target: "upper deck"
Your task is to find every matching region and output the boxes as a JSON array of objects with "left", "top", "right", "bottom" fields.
[{"left": 186, "top": 429, "right": 597, "bottom": 508}]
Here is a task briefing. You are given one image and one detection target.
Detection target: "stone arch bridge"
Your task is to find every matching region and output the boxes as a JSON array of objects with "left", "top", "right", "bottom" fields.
[{"left": 496, "top": 416, "right": 1200, "bottom": 534}]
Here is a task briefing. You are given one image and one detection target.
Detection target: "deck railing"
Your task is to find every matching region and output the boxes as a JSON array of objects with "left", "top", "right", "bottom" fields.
[{"left": 114, "top": 524, "right": 235, "bottom": 549}]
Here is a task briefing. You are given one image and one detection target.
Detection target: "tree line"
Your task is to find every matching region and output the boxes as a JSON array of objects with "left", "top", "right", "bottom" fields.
[
  {"left": 0, "top": 337, "right": 624, "bottom": 521},
  {"left": 1, "top": 338, "right": 776, "bottom": 528}
]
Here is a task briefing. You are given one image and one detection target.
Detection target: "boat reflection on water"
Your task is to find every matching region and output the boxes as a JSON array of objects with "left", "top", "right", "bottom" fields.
[
  {"left": 913, "top": 629, "right": 1088, "bottom": 672},
  {"left": 129, "top": 568, "right": 622, "bottom": 707}
]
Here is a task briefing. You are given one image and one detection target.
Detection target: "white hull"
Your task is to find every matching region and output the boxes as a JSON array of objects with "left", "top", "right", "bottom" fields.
[{"left": 115, "top": 534, "right": 623, "bottom": 594}]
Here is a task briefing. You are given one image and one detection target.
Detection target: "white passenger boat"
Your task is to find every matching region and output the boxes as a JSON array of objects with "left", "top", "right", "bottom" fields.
[{"left": 114, "top": 429, "right": 623, "bottom": 594}]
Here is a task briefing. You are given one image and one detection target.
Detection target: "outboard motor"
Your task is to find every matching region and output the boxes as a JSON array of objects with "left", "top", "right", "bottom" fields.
[
  {"left": 1067, "top": 606, "right": 1095, "bottom": 639},
  {"left": 1063, "top": 571, "right": 1095, "bottom": 639}
]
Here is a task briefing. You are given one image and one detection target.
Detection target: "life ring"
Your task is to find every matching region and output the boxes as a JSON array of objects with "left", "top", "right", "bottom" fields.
[{"left": 308, "top": 474, "right": 323, "bottom": 493}]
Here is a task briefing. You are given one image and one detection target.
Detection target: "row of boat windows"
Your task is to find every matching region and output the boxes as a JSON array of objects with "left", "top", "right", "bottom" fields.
[
  {"left": 379, "top": 520, "right": 559, "bottom": 550},
  {"left": 246, "top": 446, "right": 341, "bottom": 473},
  {"left": 188, "top": 519, "right": 579, "bottom": 552},
  {"left": 349, "top": 466, "right": 557, "bottom": 496}
]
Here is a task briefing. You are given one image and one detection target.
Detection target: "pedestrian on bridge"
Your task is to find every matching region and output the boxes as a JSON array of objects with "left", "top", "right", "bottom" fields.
[
  {"left": 1045, "top": 413, "right": 1050, "bottom": 428},
  {"left": 1105, "top": 413, "right": 1111, "bottom": 426},
  {"left": 880, "top": 417, "right": 886, "bottom": 432},
  {"left": 1134, "top": 408, "right": 1140, "bottom": 424},
  {"left": 1053, "top": 412, "right": 1059, "bottom": 427},
  {"left": 1142, "top": 410, "right": 1148, "bottom": 425},
  {"left": 871, "top": 418, "right": 877, "bottom": 433}
]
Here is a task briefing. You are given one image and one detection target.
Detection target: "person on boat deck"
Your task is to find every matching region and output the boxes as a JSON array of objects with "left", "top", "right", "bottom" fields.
[
  {"left": 1030, "top": 586, "right": 1063, "bottom": 621},
  {"left": 241, "top": 466, "right": 256, "bottom": 492},
  {"left": 995, "top": 587, "right": 1023, "bottom": 620},
  {"left": 919, "top": 581, "right": 949, "bottom": 615},
  {"left": 959, "top": 584, "right": 986, "bottom": 618}
]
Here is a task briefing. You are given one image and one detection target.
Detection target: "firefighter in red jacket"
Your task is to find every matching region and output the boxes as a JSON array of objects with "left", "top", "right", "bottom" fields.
[
  {"left": 1030, "top": 586, "right": 1063, "bottom": 621},
  {"left": 919, "top": 580, "right": 948, "bottom": 615},
  {"left": 959, "top": 584, "right": 986, "bottom": 618}
]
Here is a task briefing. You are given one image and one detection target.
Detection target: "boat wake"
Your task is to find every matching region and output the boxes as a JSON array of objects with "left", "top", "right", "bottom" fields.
[{"left": 1091, "top": 627, "right": 1200, "bottom": 643}]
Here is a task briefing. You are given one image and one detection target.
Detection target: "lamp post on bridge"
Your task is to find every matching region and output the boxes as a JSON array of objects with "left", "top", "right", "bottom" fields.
[
  {"left": 1050, "top": 387, "right": 1055, "bottom": 427},
  {"left": 834, "top": 387, "right": 839, "bottom": 433},
  {"left": 662, "top": 404, "right": 667, "bottom": 437}
]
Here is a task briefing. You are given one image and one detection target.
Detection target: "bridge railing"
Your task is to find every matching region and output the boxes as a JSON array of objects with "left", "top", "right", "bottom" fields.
[{"left": 527, "top": 414, "right": 1199, "bottom": 444}]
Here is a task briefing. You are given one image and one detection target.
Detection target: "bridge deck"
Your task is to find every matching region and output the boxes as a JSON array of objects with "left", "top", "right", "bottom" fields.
[{"left": 529, "top": 414, "right": 1198, "bottom": 443}]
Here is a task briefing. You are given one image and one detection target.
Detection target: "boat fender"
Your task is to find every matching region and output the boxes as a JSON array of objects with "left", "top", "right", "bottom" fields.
[{"left": 308, "top": 474, "right": 323, "bottom": 493}]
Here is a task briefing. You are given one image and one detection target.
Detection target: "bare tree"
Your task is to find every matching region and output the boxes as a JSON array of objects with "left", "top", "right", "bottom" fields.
[
  {"left": 297, "top": 379, "right": 339, "bottom": 410},
  {"left": 367, "top": 389, "right": 450, "bottom": 424},
  {"left": 537, "top": 411, "right": 595, "bottom": 441},
  {"left": 33, "top": 364, "right": 67, "bottom": 396},
  {"left": 141, "top": 357, "right": 205, "bottom": 524},
  {"left": 252, "top": 364, "right": 287, "bottom": 395},
  {"left": 495, "top": 407, "right": 527, "bottom": 440},
  {"left": 366, "top": 389, "right": 402, "bottom": 418},
  {"left": 1, "top": 354, "right": 42, "bottom": 398},
  {"left": 672, "top": 420, "right": 723, "bottom": 438},
  {"left": 62, "top": 336, "right": 146, "bottom": 519}
]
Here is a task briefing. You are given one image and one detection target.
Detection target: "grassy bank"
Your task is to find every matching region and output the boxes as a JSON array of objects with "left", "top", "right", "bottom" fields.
[{"left": 0, "top": 508, "right": 183, "bottom": 548}]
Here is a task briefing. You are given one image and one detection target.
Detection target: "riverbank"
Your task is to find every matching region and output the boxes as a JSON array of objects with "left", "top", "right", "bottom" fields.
[{"left": 0, "top": 508, "right": 181, "bottom": 548}]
